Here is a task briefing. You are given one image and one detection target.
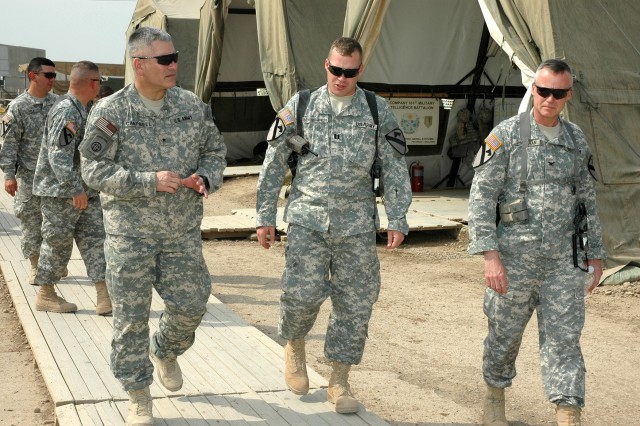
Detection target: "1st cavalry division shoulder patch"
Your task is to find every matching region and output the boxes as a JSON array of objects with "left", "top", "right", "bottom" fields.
[{"left": 472, "top": 132, "right": 503, "bottom": 168}]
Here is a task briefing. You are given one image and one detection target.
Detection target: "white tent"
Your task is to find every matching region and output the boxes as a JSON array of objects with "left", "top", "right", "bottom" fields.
[{"left": 124, "top": 0, "right": 640, "bottom": 267}]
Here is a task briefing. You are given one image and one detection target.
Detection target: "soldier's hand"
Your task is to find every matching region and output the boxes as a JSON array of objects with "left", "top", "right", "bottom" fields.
[
  {"left": 156, "top": 171, "right": 181, "bottom": 194},
  {"left": 181, "top": 173, "right": 208, "bottom": 199},
  {"left": 586, "top": 258, "right": 604, "bottom": 293},
  {"left": 483, "top": 250, "right": 508, "bottom": 295},
  {"left": 386, "top": 230, "right": 405, "bottom": 249},
  {"left": 72, "top": 191, "right": 88, "bottom": 210},
  {"left": 4, "top": 178, "right": 17, "bottom": 197},
  {"left": 257, "top": 226, "right": 276, "bottom": 249}
]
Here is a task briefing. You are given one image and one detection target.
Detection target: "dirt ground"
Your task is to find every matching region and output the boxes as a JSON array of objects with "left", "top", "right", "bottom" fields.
[{"left": 1, "top": 174, "right": 639, "bottom": 425}]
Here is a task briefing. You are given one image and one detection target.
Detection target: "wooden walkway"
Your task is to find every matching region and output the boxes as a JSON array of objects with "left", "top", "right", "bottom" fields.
[{"left": 0, "top": 189, "right": 389, "bottom": 425}]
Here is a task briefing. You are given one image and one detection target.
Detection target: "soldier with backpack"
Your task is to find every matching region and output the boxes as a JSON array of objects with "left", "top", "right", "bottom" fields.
[{"left": 255, "top": 36, "right": 412, "bottom": 413}]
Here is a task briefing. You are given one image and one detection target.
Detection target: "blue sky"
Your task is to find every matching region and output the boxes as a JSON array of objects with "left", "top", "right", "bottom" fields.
[{"left": 0, "top": 0, "right": 137, "bottom": 64}]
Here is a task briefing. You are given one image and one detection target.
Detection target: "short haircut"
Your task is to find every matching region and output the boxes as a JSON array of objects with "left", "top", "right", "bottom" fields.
[
  {"left": 27, "top": 57, "right": 56, "bottom": 74},
  {"left": 328, "top": 37, "right": 363, "bottom": 59},
  {"left": 536, "top": 59, "right": 574, "bottom": 83},
  {"left": 128, "top": 27, "right": 173, "bottom": 57},
  {"left": 70, "top": 61, "right": 100, "bottom": 81}
]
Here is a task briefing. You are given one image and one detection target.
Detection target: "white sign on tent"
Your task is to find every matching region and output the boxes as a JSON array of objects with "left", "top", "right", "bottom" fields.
[{"left": 387, "top": 98, "right": 439, "bottom": 145}]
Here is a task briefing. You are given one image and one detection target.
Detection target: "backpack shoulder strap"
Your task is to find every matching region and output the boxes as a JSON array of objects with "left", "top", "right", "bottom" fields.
[
  {"left": 363, "top": 89, "right": 379, "bottom": 156},
  {"left": 296, "top": 88, "right": 312, "bottom": 138}
]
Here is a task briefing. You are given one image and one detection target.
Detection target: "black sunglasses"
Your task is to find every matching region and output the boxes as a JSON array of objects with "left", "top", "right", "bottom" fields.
[
  {"left": 327, "top": 62, "right": 361, "bottom": 78},
  {"left": 133, "top": 51, "right": 179, "bottom": 66},
  {"left": 36, "top": 72, "right": 57, "bottom": 79},
  {"left": 533, "top": 83, "right": 571, "bottom": 99}
]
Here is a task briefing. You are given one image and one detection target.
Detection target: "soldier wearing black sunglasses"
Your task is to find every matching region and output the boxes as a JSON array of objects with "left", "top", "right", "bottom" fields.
[
  {"left": 0, "top": 57, "right": 58, "bottom": 286},
  {"left": 80, "top": 27, "right": 227, "bottom": 426},
  {"left": 469, "top": 59, "right": 605, "bottom": 425},
  {"left": 256, "top": 36, "right": 411, "bottom": 415}
]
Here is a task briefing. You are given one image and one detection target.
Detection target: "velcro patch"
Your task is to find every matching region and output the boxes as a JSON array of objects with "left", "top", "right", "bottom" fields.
[
  {"left": 385, "top": 128, "right": 408, "bottom": 155},
  {"left": 356, "top": 121, "right": 377, "bottom": 130},
  {"left": 1, "top": 112, "right": 13, "bottom": 136},
  {"left": 472, "top": 141, "right": 497, "bottom": 168},
  {"left": 60, "top": 127, "right": 75, "bottom": 147},
  {"left": 65, "top": 121, "right": 77, "bottom": 135},
  {"left": 485, "top": 132, "right": 503, "bottom": 152},
  {"left": 95, "top": 117, "right": 117, "bottom": 137},
  {"left": 267, "top": 117, "right": 285, "bottom": 141},
  {"left": 278, "top": 108, "right": 294, "bottom": 126}
]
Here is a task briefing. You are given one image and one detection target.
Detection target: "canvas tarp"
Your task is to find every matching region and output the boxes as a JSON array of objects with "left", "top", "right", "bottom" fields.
[
  {"left": 124, "top": 0, "right": 208, "bottom": 92},
  {"left": 479, "top": 0, "right": 640, "bottom": 267}
]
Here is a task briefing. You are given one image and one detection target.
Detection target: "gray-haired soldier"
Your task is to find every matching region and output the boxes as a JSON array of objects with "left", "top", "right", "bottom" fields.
[
  {"left": 32, "top": 61, "right": 110, "bottom": 316},
  {"left": 0, "top": 57, "right": 57, "bottom": 283},
  {"left": 468, "top": 59, "right": 606, "bottom": 426},
  {"left": 80, "top": 27, "right": 226, "bottom": 426},
  {"left": 256, "top": 37, "right": 412, "bottom": 414}
]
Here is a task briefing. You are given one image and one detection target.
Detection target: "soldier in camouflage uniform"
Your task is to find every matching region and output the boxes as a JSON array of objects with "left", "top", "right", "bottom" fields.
[
  {"left": 0, "top": 57, "right": 57, "bottom": 284},
  {"left": 32, "top": 61, "right": 110, "bottom": 316},
  {"left": 256, "top": 37, "right": 412, "bottom": 414},
  {"left": 468, "top": 59, "right": 606, "bottom": 426},
  {"left": 80, "top": 28, "right": 226, "bottom": 426}
]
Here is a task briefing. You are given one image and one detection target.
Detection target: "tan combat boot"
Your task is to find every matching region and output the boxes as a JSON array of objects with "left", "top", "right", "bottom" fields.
[
  {"left": 482, "top": 385, "right": 508, "bottom": 426},
  {"left": 150, "top": 350, "right": 183, "bottom": 392},
  {"left": 28, "top": 256, "right": 39, "bottom": 285},
  {"left": 556, "top": 405, "right": 581, "bottom": 426},
  {"left": 284, "top": 338, "right": 309, "bottom": 395},
  {"left": 127, "top": 387, "right": 153, "bottom": 426},
  {"left": 94, "top": 280, "right": 112, "bottom": 316},
  {"left": 36, "top": 285, "right": 77, "bottom": 313},
  {"left": 327, "top": 361, "right": 359, "bottom": 414}
]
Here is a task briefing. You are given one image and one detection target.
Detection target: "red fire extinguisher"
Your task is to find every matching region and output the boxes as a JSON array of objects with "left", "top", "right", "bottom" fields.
[{"left": 410, "top": 161, "right": 424, "bottom": 193}]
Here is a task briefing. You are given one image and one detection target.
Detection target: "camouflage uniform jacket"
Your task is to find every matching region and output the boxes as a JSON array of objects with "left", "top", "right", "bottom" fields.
[
  {"left": 256, "top": 85, "right": 412, "bottom": 236},
  {"left": 79, "top": 84, "right": 227, "bottom": 239},
  {"left": 468, "top": 111, "right": 606, "bottom": 259},
  {"left": 0, "top": 91, "right": 58, "bottom": 179},
  {"left": 33, "top": 93, "right": 95, "bottom": 198}
]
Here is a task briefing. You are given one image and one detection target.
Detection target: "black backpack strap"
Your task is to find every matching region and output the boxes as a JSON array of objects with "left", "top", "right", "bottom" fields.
[
  {"left": 363, "top": 89, "right": 379, "bottom": 149},
  {"left": 296, "top": 89, "right": 312, "bottom": 138}
]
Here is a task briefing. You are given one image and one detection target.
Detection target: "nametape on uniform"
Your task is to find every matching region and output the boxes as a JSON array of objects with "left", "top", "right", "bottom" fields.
[
  {"left": 278, "top": 108, "right": 294, "bottom": 126},
  {"left": 95, "top": 117, "right": 118, "bottom": 137},
  {"left": 385, "top": 128, "right": 408, "bottom": 155},
  {"left": 356, "top": 121, "right": 377, "bottom": 130},
  {"left": 267, "top": 117, "right": 285, "bottom": 141}
]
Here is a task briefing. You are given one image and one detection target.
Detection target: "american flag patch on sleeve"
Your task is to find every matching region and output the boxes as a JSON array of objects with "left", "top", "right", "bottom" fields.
[
  {"left": 95, "top": 117, "right": 118, "bottom": 137},
  {"left": 278, "top": 108, "right": 294, "bottom": 126},
  {"left": 485, "top": 133, "right": 503, "bottom": 152}
]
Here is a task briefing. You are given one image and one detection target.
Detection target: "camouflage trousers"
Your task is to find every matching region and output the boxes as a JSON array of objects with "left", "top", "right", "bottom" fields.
[
  {"left": 105, "top": 229, "right": 211, "bottom": 391},
  {"left": 483, "top": 251, "right": 587, "bottom": 407},
  {"left": 13, "top": 169, "right": 42, "bottom": 259},
  {"left": 279, "top": 224, "right": 381, "bottom": 365},
  {"left": 34, "top": 196, "right": 105, "bottom": 285}
]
